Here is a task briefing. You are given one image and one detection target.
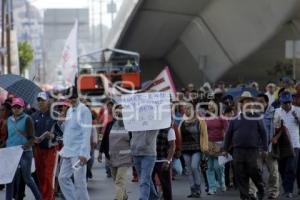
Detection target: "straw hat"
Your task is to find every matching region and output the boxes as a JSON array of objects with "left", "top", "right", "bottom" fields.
[{"left": 239, "top": 91, "right": 254, "bottom": 102}]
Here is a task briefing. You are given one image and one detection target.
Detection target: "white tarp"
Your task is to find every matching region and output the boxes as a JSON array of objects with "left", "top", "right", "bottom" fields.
[
  {"left": 121, "top": 92, "right": 171, "bottom": 131},
  {"left": 0, "top": 146, "right": 23, "bottom": 184}
]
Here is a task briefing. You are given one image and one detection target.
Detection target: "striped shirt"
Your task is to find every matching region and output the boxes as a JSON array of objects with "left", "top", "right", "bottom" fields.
[{"left": 275, "top": 106, "right": 300, "bottom": 148}]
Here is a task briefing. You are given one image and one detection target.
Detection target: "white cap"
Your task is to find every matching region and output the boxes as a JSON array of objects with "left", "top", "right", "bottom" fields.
[{"left": 37, "top": 92, "right": 49, "bottom": 101}]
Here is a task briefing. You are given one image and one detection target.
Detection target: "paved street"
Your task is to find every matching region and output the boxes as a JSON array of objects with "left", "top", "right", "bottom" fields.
[{"left": 0, "top": 161, "right": 298, "bottom": 200}]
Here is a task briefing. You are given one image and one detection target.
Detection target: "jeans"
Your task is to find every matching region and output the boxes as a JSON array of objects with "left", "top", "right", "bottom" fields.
[
  {"left": 58, "top": 157, "right": 89, "bottom": 200},
  {"left": 133, "top": 156, "right": 159, "bottom": 200},
  {"left": 206, "top": 156, "right": 225, "bottom": 192},
  {"left": 183, "top": 152, "right": 202, "bottom": 193},
  {"left": 279, "top": 148, "right": 300, "bottom": 194},
  {"left": 6, "top": 151, "right": 42, "bottom": 200}
]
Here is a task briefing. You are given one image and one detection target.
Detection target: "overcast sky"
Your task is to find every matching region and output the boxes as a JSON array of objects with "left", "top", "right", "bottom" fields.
[{"left": 30, "top": 0, "right": 123, "bottom": 27}]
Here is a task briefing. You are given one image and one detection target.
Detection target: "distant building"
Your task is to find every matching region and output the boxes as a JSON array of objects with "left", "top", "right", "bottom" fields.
[
  {"left": 14, "top": 0, "right": 43, "bottom": 79},
  {"left": 42, "top": 8, "right": 91, "bottom": 83}
]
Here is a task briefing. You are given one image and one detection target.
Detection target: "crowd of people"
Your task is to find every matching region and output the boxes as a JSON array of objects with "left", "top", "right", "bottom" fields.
[{"left": 1, "top": 76, "right": 300, "bottom": 200}]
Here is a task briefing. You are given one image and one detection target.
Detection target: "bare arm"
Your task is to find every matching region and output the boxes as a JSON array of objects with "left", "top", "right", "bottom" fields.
[
  {"left": 23, "top": 117, "right": 35, "bottom": 149},
  {"left": 167, "top": 140, "right": 176, "bottom": 162}
]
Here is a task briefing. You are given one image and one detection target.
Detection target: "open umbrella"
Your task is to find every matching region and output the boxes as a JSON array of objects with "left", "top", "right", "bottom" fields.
[{"left": 0, "top": 74, "right": 42, "bottom": 105}]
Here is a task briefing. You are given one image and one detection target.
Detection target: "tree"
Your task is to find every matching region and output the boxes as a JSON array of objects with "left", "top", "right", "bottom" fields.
[
  {"left": 266, "top": 60, "right": 293, "bottom": 80},
  {"left": 18, "top": 41, "right": 34, "bottom": 75}
]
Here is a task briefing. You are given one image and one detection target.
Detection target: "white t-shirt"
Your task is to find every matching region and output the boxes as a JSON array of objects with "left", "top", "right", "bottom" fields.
[
  {"left": 167, "top": 128, "right": 176, "bottom": 142},
  {"left": 274, "top": 106, "right": 300, "bottom": 148},
  {"left": 265, "top": 92, "right": 275, "bottom": 106}
]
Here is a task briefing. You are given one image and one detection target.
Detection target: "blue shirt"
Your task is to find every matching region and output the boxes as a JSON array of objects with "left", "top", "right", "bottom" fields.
[
  {"left": 59, "top": 103, "right": 92, "bottom": 159},
  {"left": 6, "top": 113, "right": 31, "bottom": 150},
  {"left": 224, "top": 113, "right": 268, "bottom": 151},
  {"left": 31, "top": 110, "right": 57, "bottom": 149}
]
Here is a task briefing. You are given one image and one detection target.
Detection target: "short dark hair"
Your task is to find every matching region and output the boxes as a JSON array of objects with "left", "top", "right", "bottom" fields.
[{"left": 257, "top": 93, "right": 269, "bottom": 104}]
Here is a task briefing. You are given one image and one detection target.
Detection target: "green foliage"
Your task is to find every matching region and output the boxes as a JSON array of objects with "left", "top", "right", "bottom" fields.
[
  {"left": 266, "top": 60, "right": 293, "bottom": 79},
  {"left": 18, "top": 41, "right": 34, "bottom": 74}
]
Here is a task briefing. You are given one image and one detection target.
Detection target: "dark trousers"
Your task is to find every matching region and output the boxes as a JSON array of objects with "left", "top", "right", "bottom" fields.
[
  {"left": 152, "top": 162, "right": 172, "bottom": 200},
  {"left": 13, "top": 168, "right": 25, "bottom": 200},
  {"left": 233, "top": 149, "right": 265, "bottom": 200},
  {"left": 87, "top": 149, "right": 95, "bottom": 179},
  {"left": 297, "top": 149, "right": 300, "bottom": 191},
  {"left": 225, "top": 162, "right": 236, "bottom": 188},
  {"left": 279, "top": 148, "right": 299, "bottom": 194}
]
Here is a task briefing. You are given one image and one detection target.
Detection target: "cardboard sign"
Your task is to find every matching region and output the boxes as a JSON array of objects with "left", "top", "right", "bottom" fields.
[{"left": 121, "top": 92, "right": 171, "bottom": 131}]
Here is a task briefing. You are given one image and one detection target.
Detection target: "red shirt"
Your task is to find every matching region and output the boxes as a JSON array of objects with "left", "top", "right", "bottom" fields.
[
  {"left": 206, "top": 117, "right": 228, "bottom": 142},
  {"left": 97, "top": 108, "right": 113, "bottom": 135}
]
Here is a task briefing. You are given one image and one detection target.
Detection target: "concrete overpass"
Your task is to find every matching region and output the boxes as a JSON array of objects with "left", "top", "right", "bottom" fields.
[{"left": 105, "top": 0, "right": 300, "bottom": 87}]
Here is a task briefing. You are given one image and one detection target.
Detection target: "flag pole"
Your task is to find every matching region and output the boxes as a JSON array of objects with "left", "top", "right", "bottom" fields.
[{"left": 75, "top": 19, "right": 79, "bottom": 86}]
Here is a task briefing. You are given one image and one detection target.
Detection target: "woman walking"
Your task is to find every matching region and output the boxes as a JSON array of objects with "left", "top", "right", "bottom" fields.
[
  {"left": 5, "top": 97, "right": 42, "bottom": 200},
  {"left": 205, "top": 100, "right": 228, "bottom": 195},
  {"left": 179, "top": 103, "right": 208, "bottom": 198}
]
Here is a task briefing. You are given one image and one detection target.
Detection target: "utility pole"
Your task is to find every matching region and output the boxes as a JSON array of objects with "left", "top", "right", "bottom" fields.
[
  {"left": 1, "top": 0, "right": 6, "bottom": 74},
  {"left": 6, "top": 0, "right": 11, "bottom": 73},
  {"left": 99, "top": 0, "right": 103, "bottom": 48}
]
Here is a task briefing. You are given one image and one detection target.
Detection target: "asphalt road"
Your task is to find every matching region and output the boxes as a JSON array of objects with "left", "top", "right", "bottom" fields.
[{"left": 1, "top": 161, "right": 299, "bottom": 200}]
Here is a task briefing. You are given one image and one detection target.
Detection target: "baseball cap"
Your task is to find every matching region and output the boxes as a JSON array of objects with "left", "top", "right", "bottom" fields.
[
  {"left": 37, "top": 92, "right": 49, "bottom": 101},
  {"left": 280, "top": 91, "right": 293, "bottom": 103},
  {"left": 12, "top": 98, "right": 25, "bottom": 107}
]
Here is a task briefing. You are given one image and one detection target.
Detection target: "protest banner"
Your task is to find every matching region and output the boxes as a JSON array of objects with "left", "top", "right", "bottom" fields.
[{"left": 121, "top": 92, "right": 171, "bottom": 131}]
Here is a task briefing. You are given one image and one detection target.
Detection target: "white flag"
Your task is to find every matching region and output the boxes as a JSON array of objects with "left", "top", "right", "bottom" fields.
[{"left": 58, "top": 20, "right": 78, "bottom": 85}]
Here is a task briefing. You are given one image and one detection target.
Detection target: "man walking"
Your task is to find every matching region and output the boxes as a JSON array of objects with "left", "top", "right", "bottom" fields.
[
  {"left": 274, "top": 91, "right": 300, "bottom": 198},
  {"left": 131, "top": 129, "right": 160, "bottom": 200},
  {"left": 224, "top": 92, "right": 268, "bottom": 200},
  {"left": 249, "top": 94, "right": 279, "bottom": 199},
  {"left": 31, "top": 92, "right": 59, "bottom": 200},
  {"left": 152, "top": 126, "right": 176, "bottom": 200},
  {"left": 58, "top": 87, "right": 92, "bottom": 200}
]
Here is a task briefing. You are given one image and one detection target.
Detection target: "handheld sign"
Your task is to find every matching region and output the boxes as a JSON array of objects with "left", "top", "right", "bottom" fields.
[
  {"left": 0, "top": 146, "right": 23, "bottom": 184},
  {"left": 121, "top": 92, "right": 171, "bottom": 131}
]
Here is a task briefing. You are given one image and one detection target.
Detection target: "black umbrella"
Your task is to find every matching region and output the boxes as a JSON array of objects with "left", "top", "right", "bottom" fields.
[{"left": 0, "top": 74, "right": 42, "bottom": 105}]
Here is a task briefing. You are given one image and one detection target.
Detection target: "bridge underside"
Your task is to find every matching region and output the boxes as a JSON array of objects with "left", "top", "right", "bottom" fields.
[{"left": 107, "top": 0, "right": 300, "bottom": 87}]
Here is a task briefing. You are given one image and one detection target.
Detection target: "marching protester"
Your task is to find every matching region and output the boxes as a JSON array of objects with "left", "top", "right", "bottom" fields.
[
  {"left": 31, "top": 92, "right": 59, "bottom": 200},
  {"left": 265, "top": 83, "right": 276, "bottom": 106},
  {"left": 83, "top": 99, "right": 98, "bottom": 180},
  {"left": 248, "top": 93, "right": 279, "bottom": 199},
  {"left": 100, "top": 104, "right": 132, "bottom": 200},
  {"left": 5, "top": 97, "right": 42, "bottom": 200},
  {"left": 98, "top": 99, "right": 114, "bottom": 178},
  {"left": 0, "top": 102, "right": 11, "bottom": 148},
  {"left": 179, "top": 103, "right": 208, "bottom": 198},
  {"left": 274, "top": 91, "right": 300, "bottom": 198},
  {"left": 223, "top": 92, "right": 267, "bottom": 200},
  {"left": 0, "top": 102, "right": 12, "bottom": 191},
  {"left": 58, "top": 87, "right": 92, "bottom": 200},
  {"left": 152, "top": 123, "right": 176, "bottom": 200},
  {"left": 130, "top": 123, "right": 160, "bottom": 199},
  {"left": 205, "top": 100, "right": 228, "bottom": 195}
]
